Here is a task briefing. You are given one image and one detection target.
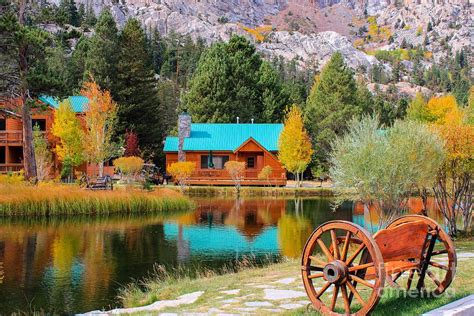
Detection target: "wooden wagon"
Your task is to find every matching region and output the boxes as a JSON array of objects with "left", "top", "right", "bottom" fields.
[{"left": 301, "top": 215, "right": 457, "bottom": 315}]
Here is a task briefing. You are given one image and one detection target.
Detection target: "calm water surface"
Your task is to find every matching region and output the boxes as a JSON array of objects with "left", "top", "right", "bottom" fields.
[{"left": 0, "top": 196, "right": 442, "bottom": 314}]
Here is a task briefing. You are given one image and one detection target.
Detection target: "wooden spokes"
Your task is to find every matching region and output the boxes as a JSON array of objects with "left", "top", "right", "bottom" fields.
[
  {"left": 301, "top": 221, "right": 385, "bottom": 316},
  {"left": 386, "top": 215, "right": 457, "bottom": 295}
]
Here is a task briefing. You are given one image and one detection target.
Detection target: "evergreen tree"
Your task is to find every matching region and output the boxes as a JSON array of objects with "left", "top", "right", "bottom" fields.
[
  {"left": 82, "top": 5, "right": 97, "bottom": 28},
  {"left": 115, "top": 18, "right": 162, "bottom": 160},
  {"left": 305, "top": 52, "right": 361, "bottom": 169},
  {"left": 56, "top": 0, "right": 70, "bottom": 26},
  {"left": 183, "top": 35, "right": 287, "bottom": 123},
  {"left": 0, "top": 0, "right": 59, "bottom": 179},
  {"left": 183, "top": 36, "right": 263, "bottom": 122},
  {"left": 84, "top": 9, "right": 118, "bottom": 91},
  {"left": 68, "top": 36, "right": 90, "bottom": 91},
  {"left": 258, "top": 61, "right": 290, "bottom": 122},
  {"left": 68, "top": 0, "right": 80, "bottom": 27}
]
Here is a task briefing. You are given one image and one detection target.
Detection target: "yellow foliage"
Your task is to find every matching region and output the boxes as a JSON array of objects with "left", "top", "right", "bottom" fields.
[
  {"left": 51, "top": 100, "right": 84, "bottom": 166},
  {"left": 379, "top": 26, "right": 393, "bottom": 40},
  {"left": 426, "top": 95, "right": 463, "bottom": 125},
  {"left": 367, "top": 16, "right": 379, "bottom": 38},
  {"left": 353, "top": 38, "right": 365, "bottom": 48},
  {"left": 0, "top": 170, "right": 24, "bottom": 185},
  {"left": 436, "top": 124, "right": 474, "bottom": 162},
  {"left": 81, "top": 80, "right": 118, "bottom": 168},
  {"left": 404, "top": 24, "right": 411, "bottom": 30},
  {"left": 278, "top": 105, "right": 313, "bottom": 184},
  {"left": 257, "top": 165, "right": 273, "bottom": 181},
  {"left": 168, "top": 161, "right": 196, "bottom": 187},
  {"left": 424, "top": 51, "right": 433, "bottom": 60},
  {"left": 400, "top": 49, "right": 410, "bottom": 60},
  {"left": 277, "top": 214, "right": 313, "bottom": 258},
  {"left": 114, "top": 156, "right": 144, "bottom": 176},
  {"left": 366, "top": 16, "right": 392, "bottom": 42},
  {"left": 416, "top": 26, "right": 423, "bottom": 36},
  {"left": 239, "top": 24, "right": 272, "bottom": 42},
  {"left": 224, "top": 161, "right": 246, "bottom": 179}
]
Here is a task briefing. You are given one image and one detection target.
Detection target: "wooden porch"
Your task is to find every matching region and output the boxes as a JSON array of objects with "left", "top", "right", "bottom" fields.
[
  {"left": 0, "top": 163, "right": 23, "bottom": 173},
  {"left": 0, "top": 131, "right": 23, "bottom": 145},
  {"left": 188, "top": 169, "right": 287, "bottom": 186}
]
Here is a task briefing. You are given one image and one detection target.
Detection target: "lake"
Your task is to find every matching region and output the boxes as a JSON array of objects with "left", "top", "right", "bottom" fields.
[{"left": 0, "top": 196, "right": 442, "bottom": 314}]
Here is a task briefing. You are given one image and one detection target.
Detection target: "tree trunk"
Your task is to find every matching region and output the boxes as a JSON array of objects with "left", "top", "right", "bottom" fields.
[
  {"left": 18, "top": 1, "right": 37, "bottom": 181},
  {"left": 420, "top": 187, "right": 428, "bottom": 216},
  {"left": 98, "top": 161, "right": 104, "bottom": 177},
  {"left": 21, "top": 94, "right": 37, "bottom": 180}
]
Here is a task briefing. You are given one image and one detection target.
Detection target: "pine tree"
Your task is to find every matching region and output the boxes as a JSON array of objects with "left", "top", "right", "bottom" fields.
[
  {"left": 84, "top": 9, "right": 118, "bottom": 91},
  {"left": 305, "top": 52, "right": 360, "bottom": 170},
  {"left": 68, "top": 0, "right": 80, "bottom": 27},
  {"left": 68, "top": 36, "right": 90, "bottom": 90},
  {"left": 183, "top": 35, "right": 282, "bottom": 123},
  {"left": 0, "top": 0, "right": 58, "bottom": 179},
  {"left": 82, "top": 5, "right": 97, "bottom": 28},
  {"left": 258, "top": 61, "right": 290, "bottom": 122},
  {"left": 115, "top": 18, "right": 162, "bottom": 160}
]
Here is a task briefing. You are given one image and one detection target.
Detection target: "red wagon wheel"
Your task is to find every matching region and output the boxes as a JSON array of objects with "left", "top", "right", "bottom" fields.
[
  {"left": 301, "top": 221, "right": 385, "bottom": 315},
  {"left": 386, "top": 215, "right": 456, "bottom": 295}
]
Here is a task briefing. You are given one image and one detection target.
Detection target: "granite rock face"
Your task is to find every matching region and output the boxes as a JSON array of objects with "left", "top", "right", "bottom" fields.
[{"left": 44, "top": 0, "right": 472, "bottom": 69}]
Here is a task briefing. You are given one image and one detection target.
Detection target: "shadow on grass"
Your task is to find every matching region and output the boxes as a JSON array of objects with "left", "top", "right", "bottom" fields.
[{"left": 289, "top": 289, "right": 469, "bottom": 316}]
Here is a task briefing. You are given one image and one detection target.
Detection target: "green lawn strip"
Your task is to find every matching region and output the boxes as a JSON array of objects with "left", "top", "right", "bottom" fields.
[
  {"left": 166, "top": 185, "right": 335, "bottom": 197},
  {"left": 119, "top": 240, "right": 473, "bottom": 314}
]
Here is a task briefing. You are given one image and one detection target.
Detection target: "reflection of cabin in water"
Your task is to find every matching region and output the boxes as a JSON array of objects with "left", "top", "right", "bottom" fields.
[{"left": 164, "top": 113, "right": 287, "bottom": 186}]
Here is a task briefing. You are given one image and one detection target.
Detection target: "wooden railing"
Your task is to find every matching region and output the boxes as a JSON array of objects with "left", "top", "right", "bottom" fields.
[
  {"left": 0, "top": 163, "right": 23, "bottom": 173},
  {"left": 0, "top": 131, "right": 23, "bottom": 144}
]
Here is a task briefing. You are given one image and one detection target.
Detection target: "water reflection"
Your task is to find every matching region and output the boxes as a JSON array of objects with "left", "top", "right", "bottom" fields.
[{"left": 0, "top": 197, "right": 440, "bottom": 314}]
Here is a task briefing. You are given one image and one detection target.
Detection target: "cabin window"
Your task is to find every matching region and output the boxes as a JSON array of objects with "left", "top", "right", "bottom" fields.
[
  {"left": 0, "top": 147, "right": 5, "bottom": 164},
  {"left": 32, "top": 119, "right": 46, "bottom": 131},
  {"left": 247, "top": 157, "right": 255, "bottom": 168},
  {"left": 0, "top": 119, "right": 5, "bottom": 131},
  {"left": 200, "top": 155, "right": 229, "bottom": 169}
]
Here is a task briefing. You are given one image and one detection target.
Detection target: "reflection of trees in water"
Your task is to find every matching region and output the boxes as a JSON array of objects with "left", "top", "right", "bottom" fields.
[
  {"left": 0, "top": 214, "right": 180, "bottom": 314},
  {"left": 353, "top": 197, "right": 443, "bottom": 231}
]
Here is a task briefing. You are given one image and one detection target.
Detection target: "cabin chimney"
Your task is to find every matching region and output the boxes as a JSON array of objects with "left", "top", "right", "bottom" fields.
[
  {"left": 178, "top": 112, "right": 191, "bottom": 161},
  {"left": 236, "top": 116, "right": 240, "bottom": 124}
]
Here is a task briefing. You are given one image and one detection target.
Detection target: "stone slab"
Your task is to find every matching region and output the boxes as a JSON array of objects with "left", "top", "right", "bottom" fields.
[{"left": 423, "top": 295, "right": 474, "bottom": 316}]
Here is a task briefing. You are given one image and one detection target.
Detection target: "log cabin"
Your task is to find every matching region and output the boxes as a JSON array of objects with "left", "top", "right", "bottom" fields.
[
  {"left": 164, "top": 113, "right": 287, "bottom": 186},
  {"left": 0, "top": 96, "right": 114, "bottom": 177}
]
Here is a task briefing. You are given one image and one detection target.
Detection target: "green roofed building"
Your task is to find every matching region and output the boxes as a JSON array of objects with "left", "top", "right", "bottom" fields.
[{"left": 164, "top": 113, "right": 287, "bottom": 186}]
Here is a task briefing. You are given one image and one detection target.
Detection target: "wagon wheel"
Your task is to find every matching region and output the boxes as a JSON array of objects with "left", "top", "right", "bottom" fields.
[
  {"left": 386, "top": 215, "right": 456, "bottom": 295},
  {"left": 302, "top": 221, "right": 385, "bottom": 315}
]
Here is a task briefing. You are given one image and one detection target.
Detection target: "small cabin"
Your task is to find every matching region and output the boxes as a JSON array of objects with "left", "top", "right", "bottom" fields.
[{"left": 164, "top": 113, "right": 287, "bottom": 186}]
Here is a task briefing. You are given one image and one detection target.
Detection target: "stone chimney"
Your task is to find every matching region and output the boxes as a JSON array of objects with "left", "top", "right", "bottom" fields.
[{"left": 178, "top": 112, "right": 191, "bottom": 161}]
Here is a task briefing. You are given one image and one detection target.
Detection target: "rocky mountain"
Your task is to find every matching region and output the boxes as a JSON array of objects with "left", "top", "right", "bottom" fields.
[{"left": 46, "top": 0, "right": 472, "bottom": 72}]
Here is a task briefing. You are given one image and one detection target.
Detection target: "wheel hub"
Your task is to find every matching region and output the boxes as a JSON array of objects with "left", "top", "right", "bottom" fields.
[{"left": 323, "top": 260, "right": 348, "bottom": 284}]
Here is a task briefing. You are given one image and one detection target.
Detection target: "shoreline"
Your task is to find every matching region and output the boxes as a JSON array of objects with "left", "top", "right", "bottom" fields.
[
  {"left": 116, "top": 240, "right": 474, "bottom": 315},
  {"left": 170, "top": 185, "right": 335, "bottom": 197}
]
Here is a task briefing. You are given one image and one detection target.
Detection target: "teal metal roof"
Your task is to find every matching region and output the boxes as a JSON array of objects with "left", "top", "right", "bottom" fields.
[
  {"left": 39, "top": 95, "right": 88, "bottom": 113},
  {"left": 164, "top": 123, "right": 283, "bottom": 152}
]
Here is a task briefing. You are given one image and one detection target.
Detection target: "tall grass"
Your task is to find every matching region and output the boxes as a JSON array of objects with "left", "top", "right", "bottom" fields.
[{"left": 0, "top": 183, "right": 194, "bottom": 216}]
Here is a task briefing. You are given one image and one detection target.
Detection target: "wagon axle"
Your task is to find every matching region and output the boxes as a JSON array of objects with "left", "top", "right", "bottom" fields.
[{"left": 323, "top": 260, "right": 349, "bottom": 285}]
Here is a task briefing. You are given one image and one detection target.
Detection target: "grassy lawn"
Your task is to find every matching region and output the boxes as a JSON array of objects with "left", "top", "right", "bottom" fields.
[{"left": 119, "top": 239, "right": 474, "bottom": 315}]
